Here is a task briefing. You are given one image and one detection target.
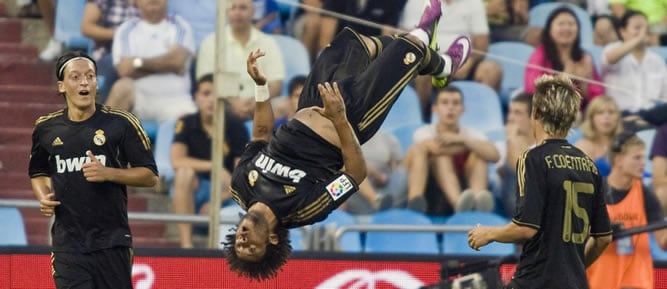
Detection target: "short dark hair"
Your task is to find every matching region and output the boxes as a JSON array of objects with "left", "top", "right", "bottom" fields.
[
  {"left": 620, "top": 10, "right": 647, "bottom": 30},
  {"left": 222, "top": 224, "right": 291, "bottom": 281},
  {"left": 55, "top": 51, "right": 97, "bottom": 81},
  {"left": 434, "top": 86, "right": 463, "bottom": 103},
  {"left": 512, "top": 92, "right": 533, "bottom": 115},
  {"left": 196, "top": 73, "right": 214, "bottom": 92},
  {"left": 287, "top": 75, "right": 307, "bottom": 97}
]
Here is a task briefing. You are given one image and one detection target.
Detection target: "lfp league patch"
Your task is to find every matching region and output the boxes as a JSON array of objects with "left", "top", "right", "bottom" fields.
[{"left": 326, "top": 174, "right": 355, "bottom": 201}]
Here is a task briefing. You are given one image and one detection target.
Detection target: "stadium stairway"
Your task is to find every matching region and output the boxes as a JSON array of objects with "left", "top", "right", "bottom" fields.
[{"left": 0, "top": 14, "right": 178, "bottom": 248}]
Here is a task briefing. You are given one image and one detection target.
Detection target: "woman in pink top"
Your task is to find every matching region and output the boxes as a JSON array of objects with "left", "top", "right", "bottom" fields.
[{"left": 525, "top": 6, "right": 605, "bottom": 109}]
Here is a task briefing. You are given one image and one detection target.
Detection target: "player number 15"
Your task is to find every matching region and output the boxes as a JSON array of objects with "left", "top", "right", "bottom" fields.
[{"left": 562, "top": 180, "right": 594, "bottom": 244}]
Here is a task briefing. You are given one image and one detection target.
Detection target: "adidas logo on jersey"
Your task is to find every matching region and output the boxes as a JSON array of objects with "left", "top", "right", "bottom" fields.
[
  {"left": 52, "top": 137, "right": 63, "bottom": 146},
  {"left": 55, "top": 154, "right": 107, "bottom": 173}
]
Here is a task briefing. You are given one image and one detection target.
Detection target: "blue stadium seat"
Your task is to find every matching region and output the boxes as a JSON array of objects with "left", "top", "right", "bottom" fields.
[
  {"left": 271, "top": 35, "right": 311, "bottom": 95},
  {"left": 168, "top": 0, "right": 216, "bottom": 49},
  {"left": 290, "top": 228, "right": 306, "bottom": 251},
  {"left": 444, "top": 81, "right": 504, "bottom": 134},
  {"left": 528, "top": 3, "right": 594, "bottom": 47},
  {"left": 365, "top": 209, "right": 439, "bottom": 254},
  {"left": 650, "top": 233, "right": 667, "bottom": 261},
  {"left": 487, "top": 41, "right": 535, "bottom": 104},
  {"left": 0, "top": 208, "right": 28, "bottom": 246},
  {"left": 154, "top": 119, "right": 177, "bottom": 182},
  {"left": 380, "top": 85, "right": 424, "bottom": 133},
  {"left": 649, "top": 46, "right": 667, "bottom": 63},
  {"left": 391, "top": 123, "right": 424, "bottom": 155},
  {"left": 637, "top": 128, "right": 656, "bottom": 181},
  {"left": 141, "top": 120, "right": 160, "bottom": 145},
  {"left": 316, "top": 210, "right": 362, "bottom": 252},
  {"left": 54, "top": 0, "right": 92, "bottom": 50},
  {"left": 443, "top": 211, "right": 515, "bottom": 257}
]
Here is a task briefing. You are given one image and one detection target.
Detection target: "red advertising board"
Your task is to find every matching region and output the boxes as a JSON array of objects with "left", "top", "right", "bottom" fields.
[{"left": 0, "top": 253, "right": 441, "bottom": 289}]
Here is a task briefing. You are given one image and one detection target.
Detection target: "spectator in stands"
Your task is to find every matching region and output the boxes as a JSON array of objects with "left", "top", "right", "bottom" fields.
[
  {"left": 105, "top": 0, "right": 196, "bottom": 123},
  {"left": 401, "top": 0, "right": 503, "bottom": 115},
  {"left": 609, "top": 0, "right": 667, "bottom": 45},
  {"left": 602, "top": 10, "right": 667, "bottom": 113},
  {"left": 36, "top": 0, "right": 62, "bottom": 61},
  {"left": 587, "top": 131, "right": 667, "bottom": 289},
  {"left": 197, "top": 0, "right": 285, "bottom": 98},
  {"left": 81, "top": 0, "right": 138, "bottom": 102},
  {"left": 405, "top": 87, "right": 500, "bottom": 215},
  {"left": 651, "top": 124, "right": 667, "bottom": 213},
  {"left": 168, "top": 0, "right": 217, "bottom": 50},
  {"left": 575, "top": 96, "right": 624, "bottom": 176},
  {"left": 273, "top": 75, "right": 306, "bottom": 128},
  {"left": 253, "top": 0, "right": 283, "bottom": 34},
  {"left": 525, "top": 6, "right": 605, "bottom": 109},
  {"left": 294, "top": 0, "right": 322, "bottom": 62},
  {"left": 318, "top": 0, "right": 407, "bottom": 52},
  {"left": 485, "top": 0, "right": 531, "bottom": 43},
  {"left": 496, "top": 92, "right": 535, "bottom": 217},
  {"left": 589, "top": 0, "right": 620, "bottom": 46},
  {"left": 343, "top": 131, "right": 404, "bottom": 214},
  {"left": 171, "top": 74, "right": 249, "bottom": 249}
]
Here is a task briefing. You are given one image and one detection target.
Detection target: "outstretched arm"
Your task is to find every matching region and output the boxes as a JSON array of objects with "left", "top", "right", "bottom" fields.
[
  {"left": 247, "top": 49, "right": 274, "bottom": 142},
  {"left": 468, "top": 222, "right": 537, "bottom": 250},
  {"left": 312, "top": 82, "right": 367, "bottom": 184}
]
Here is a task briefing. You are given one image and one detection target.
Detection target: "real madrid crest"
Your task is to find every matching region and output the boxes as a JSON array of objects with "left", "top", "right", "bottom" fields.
[
  {"left": 93, "top": 129, "right": 106, "bottom": 146},
  {"left": 248, "top": 170, "right": 258, "bottom": 187},
  {"left": 403, "top": 52, "right": 416, "bottom": 65}
]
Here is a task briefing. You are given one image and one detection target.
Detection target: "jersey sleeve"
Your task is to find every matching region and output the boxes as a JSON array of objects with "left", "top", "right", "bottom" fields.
[
  {"left": 172, "top": 118, "right": 187, "bottom": 144},
  {"left": 28, "top": 125, "right": 50, "bottom": 178},
  {"left": 121, "top": 115, "right": 158, "bottom": 175},
  {"left": 589, "top": 174, "right": 612, "bottom": 236},
  {"left": 512, "top": 150, "right": 545, "bottom": 229}
]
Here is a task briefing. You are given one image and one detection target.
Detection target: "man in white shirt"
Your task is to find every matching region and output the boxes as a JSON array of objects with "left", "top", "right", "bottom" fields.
[
  {"left": 400, "top": 0, "right": 503, "bottom": 113},
  {"left": 601, "top": 10, "right": 667, "bottom": 113},
  {"left": 196, "top": 0, "right": 285, "bottom": 99},
  {"left": 404, "top": 86, "right": 500, "bottom": 215},
  {"left": 106, "top": 0, "right": 197, "bottom": 123}
]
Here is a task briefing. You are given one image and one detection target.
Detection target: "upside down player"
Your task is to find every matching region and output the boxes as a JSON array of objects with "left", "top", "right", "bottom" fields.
[
  {"left": 223, "top": 0, "right": 471, "bottom": 280},
  {"left": 467, "top": 75, "right": 612, "bottom": 289}
]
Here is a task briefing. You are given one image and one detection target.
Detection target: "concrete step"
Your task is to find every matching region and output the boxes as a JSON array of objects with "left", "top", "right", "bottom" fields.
[
  {"left": 0, "top": 127, "right": 32, "bottom": 146},
  {"left": 0, "top": 172, "right": 31, "bottom": 191},
  {"left": 0, "top": 19, "right": 21, "bottom": 43},
  {"left": 0, "top": 101, "right": 63, "bottom": 127},
  {"left": 133, "top": 237, "right": 180, "bottom": 249},
  {"left": 0, "top": 85, "right": 60, "bottom": 103},
  {"left": 0, "top": 189, "right": 33, "bottom": 199},
  {"left": 0, "top": 59, "right": 54, "bottom": 85},
  {"left": 0, "top": 144, "right": 29, "bottom": 174},
  {"left": 0, "top": 42, "right": 38, "bottom": 56}
]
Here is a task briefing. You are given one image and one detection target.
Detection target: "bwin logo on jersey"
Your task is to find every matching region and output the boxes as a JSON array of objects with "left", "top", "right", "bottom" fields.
[
  {"left": 56, "top": 154, "right": 107, "bottom": 173},
  {"left": 254, "top": 153, "right": 306, "bottom": 183}
]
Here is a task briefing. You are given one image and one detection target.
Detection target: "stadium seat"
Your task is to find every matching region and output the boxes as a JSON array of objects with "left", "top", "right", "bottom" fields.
[
  {"left": 271, "top": 35, "right": 311, "bottom": 95},
  {"left": 487, "top": 41, "right": 535, "bottom": 104},
  {"left": 168, "top": 0, "right": 216, "bottom": 49},
  {"left": 54, "top": 0, "right": 92, "bottom": 50},
  {"left": 391, "top": 122, "right": 424, "bottom": 155},
  {"left": 443, "top": 211, "right": 515, "bottom": 257},
  {"left": 365, "top": 209, "right": 439, "bottom": 254},
  {"left": 290, "top": 228, "right": 306, "bottom": 251},
  {"left": 637, "top": 128, "right": 656, "bottom": 180},
  {"left": 649, "top": 46, "right": 667, "bottom": 63},
  {"left": 0, "top": 208, "right": 28, "bottom": 246},
  {"left": 435, "top": 81, "right": 504, "bottom": 134},
  {"left": 650, "top": 233, "right": 667, "bottom": 261},
  {"left": 141, "top": 120, "right": 159, "bottom": 145},
  {"left": 315, "top": 210, "right": 362, "bottom": 252},
  {"left": 380, "top": 85, "right": 424, "bottom": 133},
  {"left": 154, "top": 119, "right": 177, "bottom": 182},
  {"left": 528, "top": 3, "right": 594, "bottom": 47}
]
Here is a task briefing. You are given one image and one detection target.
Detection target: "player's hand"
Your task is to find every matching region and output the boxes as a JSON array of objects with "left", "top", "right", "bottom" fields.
[
  {"left": 313, "top": 82, "right": 347, "bottom": 124},
  {"left": 39, "top": 192, "right": 61, "bottom": 217},
  {"left": 247, "top": 49, "right": 267, "bottom": 86},
  {"left": 468, "top": 224, "right": 492, "bottom": 251},
  {"left": 82, "top": 150, "right": 108, "bottom": 183}
]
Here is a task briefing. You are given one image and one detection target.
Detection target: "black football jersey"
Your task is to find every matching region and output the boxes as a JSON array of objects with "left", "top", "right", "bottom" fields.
[
  {"left": 29, "top": 104, "right": 157, "bottom": 253},
  {"left": 511, "top": 139, "right": 611, "bottom": 289}
]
